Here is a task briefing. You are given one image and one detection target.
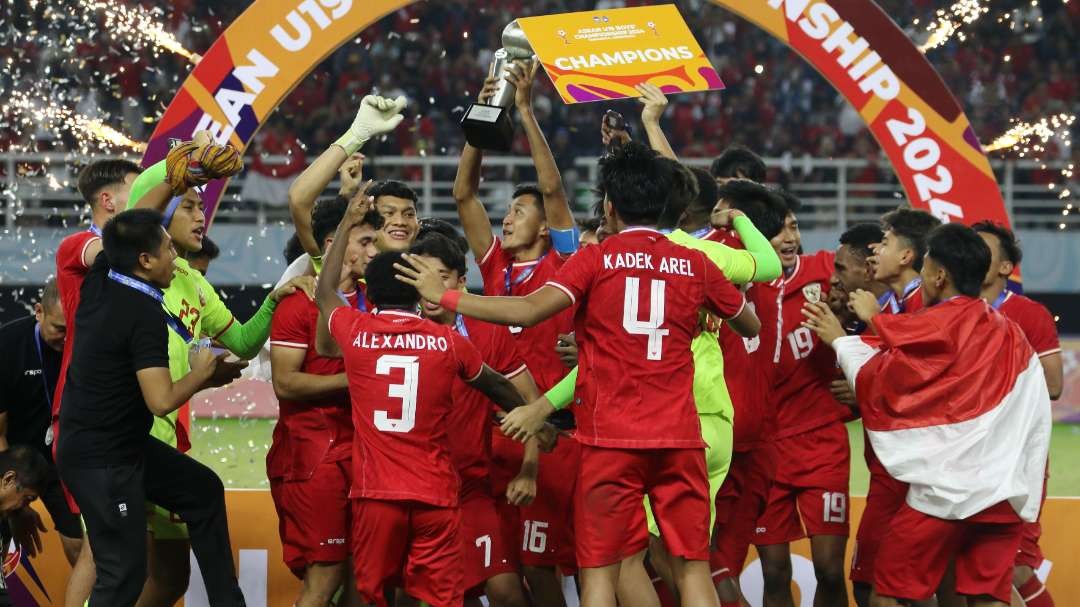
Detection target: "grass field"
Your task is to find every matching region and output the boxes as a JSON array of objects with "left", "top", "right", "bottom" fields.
[{"left": 189, "top": 418, "right": 1080, "bottom": 496}]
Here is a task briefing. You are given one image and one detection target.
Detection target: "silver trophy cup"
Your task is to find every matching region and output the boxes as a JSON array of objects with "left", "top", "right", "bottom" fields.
[{"left": 461, "top": 20, "right": 534, "bottom": 151}]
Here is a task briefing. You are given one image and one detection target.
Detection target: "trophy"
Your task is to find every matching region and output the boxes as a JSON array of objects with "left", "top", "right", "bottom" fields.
[{"left": 461, "top": 20, "right": 534, "bottom": 152}]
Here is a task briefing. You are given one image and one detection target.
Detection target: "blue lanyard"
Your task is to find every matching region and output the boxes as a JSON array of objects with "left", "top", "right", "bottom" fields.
[
  {"left": 33, "top": 323, "right": 53, "bottom": 411},
  {"left": 990, "top": 289, "right": 1009, "bottom": 310},
  {"left": 454, "top": 314, "right": 469, "bottom": 338},
  {"left": 504, "top": 252, "right": 547, "bottom": 295},
  {"left": 87, "top": 224, "right": 102, "bottom": 236},
  {"left": 107, "top": 270, "right": 194, "bottom": 343},
  {"left": 354, "top": 292, "right": 367, "bottom": 313},
  {"left": 883, "top": 277, "right": 921, "bottom": 313}
]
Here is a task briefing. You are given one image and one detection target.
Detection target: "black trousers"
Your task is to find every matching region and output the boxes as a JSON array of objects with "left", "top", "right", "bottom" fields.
[{"left": 59, "top": 437, "right": 246, "bottom": 607}]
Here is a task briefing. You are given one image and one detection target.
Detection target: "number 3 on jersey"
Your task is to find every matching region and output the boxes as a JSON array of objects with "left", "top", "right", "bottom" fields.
[
  {"left": 374, "top": 355, "right": 419, "bottom": 433},
  {"left": 622, "top": 277, "right": 668, "bottom": 360}
]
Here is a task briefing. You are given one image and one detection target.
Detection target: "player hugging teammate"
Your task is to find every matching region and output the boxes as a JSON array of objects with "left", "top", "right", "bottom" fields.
[{"left": 41, "top": 59, "right": 1058, "bottom": 607}]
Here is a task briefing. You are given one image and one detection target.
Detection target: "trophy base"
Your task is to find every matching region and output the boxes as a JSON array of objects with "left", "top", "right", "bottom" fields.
[{"left": 461, "top": 103, "right": 515, "bottom": 152}]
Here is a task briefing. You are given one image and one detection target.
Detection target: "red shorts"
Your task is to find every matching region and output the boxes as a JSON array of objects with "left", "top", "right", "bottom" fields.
[
  {"left": 850, "top": 471, "right": 908, "bottom": 584},
  {"left": 874, "top": 503, "right": 1023, "bottom": 603},
  {"left": 575, "top": 445, "right": 709, "bottom": 568},
  {"left": 711, "top": 445, "right": 774, "bottom": 580},
  {"left": 277, "top": 460, "right": 351, "bottom": 576},
  {"left": 1015, "top": 469, "right": 1048, "bottom": 569},
  {"left": 460, "top": 488, "right": 518, "bottom": 594},
  {"left": 53, "top": 420, "right": 81, "bottom": 515},
  {"left": 350, "top": 498, "right": 463, "bottom": 607},
  {"left": 755, "top": 423, "right": 850, "bottom": 545},
  {"left": 490, "top": 429, "right": 578, "bottom": 569}
]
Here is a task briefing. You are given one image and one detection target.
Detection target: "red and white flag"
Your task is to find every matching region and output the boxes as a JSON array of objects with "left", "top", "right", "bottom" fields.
[{"left": 833, "top": 296, "right": 1051, "bottom": 521}]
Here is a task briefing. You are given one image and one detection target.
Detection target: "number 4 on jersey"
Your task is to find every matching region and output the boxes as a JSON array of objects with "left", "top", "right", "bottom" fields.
[{"left": 622, "top": 277, "right": 668, "bottom": 360}]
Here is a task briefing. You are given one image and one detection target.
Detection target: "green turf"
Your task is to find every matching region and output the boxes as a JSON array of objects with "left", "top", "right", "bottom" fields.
[{"left": 189, "top": 417, "right": 1080, "bottom": 496}]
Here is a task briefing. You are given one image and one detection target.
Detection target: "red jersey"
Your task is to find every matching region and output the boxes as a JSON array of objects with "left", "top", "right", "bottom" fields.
[
  {"left": 478, "top": 239, "right": 573, "bottom": 392},
  {"left": 546, "top": 227, "right": 746, "bottom": 449},
  {"left": 768, "top": 251, "right": 852, "bottom": 439},
  {"left": 995, "top": 291, "right": 1060, "bottom": 358},
  {"left": 447, "top": 315, "right": 528, "bottom": 498},
  {"left": 724, "top": 282, "right": 781, "bottom": 450},
  {"left": 328, "top": 307, "right": 484, "bottom": 507},
  {"left": 703, "top": 227, "right": 740, "bottom": 247},
  {"left": 267, "top": 290, "right": 355, "bottom": 482},
  {"left": 53, "top": 229, "right": 100, "bottom": 418},
  {"left": 865, "top": 278, "right": 925, "bottom": 478}
]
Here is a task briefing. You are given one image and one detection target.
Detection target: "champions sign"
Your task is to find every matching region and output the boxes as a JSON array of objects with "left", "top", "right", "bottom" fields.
[
  {"left": 516, "top": 5, "right": 724, "bottom": 104},
  {"left": 142, "top": 0, "right": 1010, "bottom": 250}
]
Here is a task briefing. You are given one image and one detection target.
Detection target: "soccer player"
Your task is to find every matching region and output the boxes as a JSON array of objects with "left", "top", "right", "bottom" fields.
[
  {"left": 268, "top": 195, "right": 382, "bottom": 606},
  {"left": 0, "top": 280, "right": 82, "bottom": 565},
  {"left": 804, "top": 223, "right": 1051, "bottom": 607},
  {"left": 399, "top": 141, "right": 761, "bottom": 607},
  {"left": 411, "top": 233, "right": 546, "bottom": 606},
  {"left": 743, "top": 194, "right": 851, "bottom": 607},
  {"left": 52, "top": 157, "right": 142, "bottom": 605},
  {"left": 313, "top": 200, "right": 533, "bottom": 607},
  {"left": 454, "top": 61, "right": 581, "bottom": 603},
  {"left": 605, "top": 92, "right": 783, "bottom": 604},
  {"left": 973, "top": 221, "right": 1062, "bottom": 607},
  {"left": 128, "top": 139, "right": 318, "bottom": 605},
  {"left": 56, "top": 208, "right": 246, "bottom": 607},
  {"left": 847, "top": 208, "right": 940, "bottom": 606}
]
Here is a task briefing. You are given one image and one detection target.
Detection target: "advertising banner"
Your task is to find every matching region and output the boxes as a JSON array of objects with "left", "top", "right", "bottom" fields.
[{"left": 518, "top": 5, "right": 724, "bottom": 104}]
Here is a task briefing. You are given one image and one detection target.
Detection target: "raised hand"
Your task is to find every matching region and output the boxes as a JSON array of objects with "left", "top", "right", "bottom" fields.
[
  {"left": 500, "top": 398, "right": 555, "bottom": 442},
  {"left": 338, "top": 153, "right": 366, "bottom": 198},
  {"left": 394, "top": 253, "right": 449, "bottom": 305},
  {"left": 505, "top": 58, "right": 540, "bottom": 110},
  {"left": 478, "top": 76, "right": 500, "bottom": 104},
  {"left": 336, "top": 94, "right": 408, "bottom": 154},
  {"left": 601, "top": 111, "right": 632, "bottom": 148},
  {"left": 271, "top": 275, "right": 318, "bottom": 302},
  {"left": 636, "top": 82, "right": 669, "bottom": 125}
]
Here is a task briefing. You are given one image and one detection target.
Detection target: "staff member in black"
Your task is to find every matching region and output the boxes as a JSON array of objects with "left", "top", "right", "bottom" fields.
[
  {"left": 56, "top": 208, "right": 246, "bottom": 607},
  {"left": 0, "top": 279, "right": 83, "bottom": 564}
]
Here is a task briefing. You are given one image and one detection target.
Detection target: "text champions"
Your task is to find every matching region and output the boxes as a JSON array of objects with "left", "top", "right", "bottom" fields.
[{"left": 553, "top": 46, "right": 695, "bottom": 71}]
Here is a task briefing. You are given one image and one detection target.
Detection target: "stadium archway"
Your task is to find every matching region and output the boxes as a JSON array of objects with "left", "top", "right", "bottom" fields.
[{"left": 142, "top": 0, "right": 1007, "bottom": 229}]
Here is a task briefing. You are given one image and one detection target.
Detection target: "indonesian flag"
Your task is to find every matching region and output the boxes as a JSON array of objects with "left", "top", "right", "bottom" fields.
[{"left": 833, "top": 296, "right": 1051, "bottom": 522}]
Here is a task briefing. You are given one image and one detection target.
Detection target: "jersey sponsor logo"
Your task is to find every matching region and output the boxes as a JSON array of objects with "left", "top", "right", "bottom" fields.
[
  {"left": 802, "top": 282, "right": 822, "bottom": 304},
  {"left": 352, "top": 332, "right": 449, "bottom": 352},
  {"left": 603, "top": 252, "right": 696, "bottom": 277}
]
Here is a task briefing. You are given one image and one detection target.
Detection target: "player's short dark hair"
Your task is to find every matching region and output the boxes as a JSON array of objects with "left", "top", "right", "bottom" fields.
[
  {"left": 77, "top": 159, "right": 142, "bottom": 205},
  {"left": 0, "top": 445, "right": 52, "bottom": 494},
  {"left": 512, "top": 184, "right": 545, "bottom": 216},
  {"left": 657, "top": 159, "right": 700, "bottom": 229},
  {"left": 40, "top": 278, "right": 60, "bottom": 309},
  {"left": 925, "top": 223, "right": 991, "bottom": 297},
  {"left": 365, "top": 252, "right": 418, "bottom": 309},
  {"left": 689, "top": 167, "right": 719, "bottom": 217},
  {"left": 972, "top": 221, "right": 1022, "bottom": 265},
  {"left": 410, "top": 233, "right": 467, "bottom": 277},
  {"left": 776, "top": 189, "right": 802, "bottom": 215},
  {"left": 880, "top": 208, "right": 941, "bottom": 271},
  {"left": 312, "top": 196, "right": 349, "bottom": 246},
  {"left": 597, "top": 141, "right": 668, "bottom": 225},
  {"left": 839, "top": 223, "right": 884, "bottom": 260},
  {"left": 716, "top": 179, "right": 787, "bottom": 239},
  {"left": 368, "top": 180, "right": 418, "bottom": 206},
  {"left": 102, "top": 208, "right": 166, "bottom": 274},
  {"left": 189, "top": 235, "right": 220, "bottom": 262},
  {"left": 284, "top": 233, "right": 305, "bottom": 265},
  {"left": 417, "top": 218, "right": 469, "bottom": 256},
  {"left": 710, "top": 145, "right": 766, "bottom": 182},
  {"left": 577, "top": 216, "right": 602, "bottom": 233}
]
